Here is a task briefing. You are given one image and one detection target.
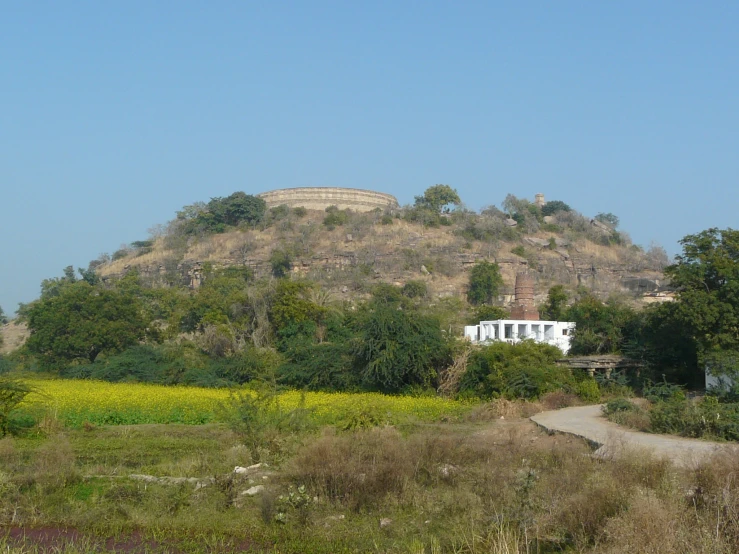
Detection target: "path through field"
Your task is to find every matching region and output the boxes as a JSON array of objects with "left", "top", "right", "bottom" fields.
[{"left": 530, "top": 404, "right": 739, "bottom": 467}]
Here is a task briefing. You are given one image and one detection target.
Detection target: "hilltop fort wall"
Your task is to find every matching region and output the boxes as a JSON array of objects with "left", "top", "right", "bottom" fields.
[{"left": 257, "top": 187, "right": 399, "bottom": 212}]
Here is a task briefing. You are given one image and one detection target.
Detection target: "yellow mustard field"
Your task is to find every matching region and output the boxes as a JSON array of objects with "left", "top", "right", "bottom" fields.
[{"left": 21, "top": 379, "right": 471, "bottom": 427}]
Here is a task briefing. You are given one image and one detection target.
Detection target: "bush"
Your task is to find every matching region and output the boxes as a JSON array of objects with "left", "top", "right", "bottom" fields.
[
  {"left": 574, "top": 378, "right": 601, "bottom": 402},
  {"left": 288, "top": 427, "right": 415, "bottom": 511},
  {"left": 460, "top": 341, "right": 571, "bottom": 400},
  {"left": 225, "top": 387, "right": 314, "bottom": 463},
  {"left": 0, "top": 379, "right": 34, "bottom": 437},
  {"left": 401, "top": 280, "right": 428, "bottom": 299},
  {"left": 0, "top": 356, "right": 17, "bottom": 375},
  {"left": 270, "top": 248, "right": 292, "bottom": 278},
  {"left": 323, "top": 206, "right": 350, "bottom": 227}
]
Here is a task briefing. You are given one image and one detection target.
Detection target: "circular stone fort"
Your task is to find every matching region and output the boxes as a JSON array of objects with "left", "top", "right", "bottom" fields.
[{"left": 257, "top": 187, "right": 399, "bottom": 212}]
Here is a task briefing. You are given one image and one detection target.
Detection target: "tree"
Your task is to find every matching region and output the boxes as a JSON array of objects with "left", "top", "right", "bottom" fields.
[
  {"left": 594, "top": 212, "right": 619, "bottom": 229},
  {"left": 26, "top": 282, "right": 148, "bottom": 369},
  {"left": 352, "top": 304, "right": 449, "bottom": 392},
  {"left": 664, "top": 228, "right": 739, "bottom": 353},
  {"left": 541, "top": 285, "right": 569, "bottom": 320},
  {"left": 0, "top": 305, "right": 6, "bottom": 325},
  {"left": 564, "top": 293, "right": 638, "bottom": 355},
  {"left": 269, "top": 280, "right": 326, "bottom": 333},
  {"left": 40, "top": 265, "right": 78, "bottom": 299},
  {"left": 541, "top": 200, "right": 571, "bottom": 217},
  {"left": 472, "top": 305, "right": 509, "bottom": 322},
  {"left": 467, "top": 261, "right": 503, "bottom": 305},
  {"left": 270, "top": 249, "right": 292, "bottom": 278},
  {"left": 414, "top": 185, "right": 461, "bottom": 214},
  {"left": 218, "top": 191, "right": 267, "bottom": 227},
  {"left": 459, "top": 341, "right": 569, "bottom": 399}
]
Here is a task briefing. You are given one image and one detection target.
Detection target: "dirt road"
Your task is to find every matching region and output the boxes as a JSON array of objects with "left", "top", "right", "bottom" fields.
[{"left": 530, "top": 404, "right": 739, "bottom": 467}]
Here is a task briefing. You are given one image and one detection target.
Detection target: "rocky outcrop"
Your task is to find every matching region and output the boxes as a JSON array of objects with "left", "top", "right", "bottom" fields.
[{"left": 0, "top": 322, "right": 30, "bottom": 354}]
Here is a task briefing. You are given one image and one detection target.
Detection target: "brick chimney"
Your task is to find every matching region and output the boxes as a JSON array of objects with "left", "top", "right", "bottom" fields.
[{"left": 509, "top": 272, "right": 540, "bottom": 320}]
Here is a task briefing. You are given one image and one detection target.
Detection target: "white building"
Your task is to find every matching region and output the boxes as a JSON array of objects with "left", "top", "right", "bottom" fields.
[{"left": 464, "top": 319, "right": 576, "bottom": 354}]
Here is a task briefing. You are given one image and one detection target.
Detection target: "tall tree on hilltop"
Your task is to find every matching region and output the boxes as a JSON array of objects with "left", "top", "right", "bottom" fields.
[{"left": 414, "top": 184, "right": 461, "bottom": 214}]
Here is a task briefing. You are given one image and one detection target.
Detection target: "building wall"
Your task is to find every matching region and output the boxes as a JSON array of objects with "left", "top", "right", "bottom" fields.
[
  {"left": 464, "top": 319, "right": 576, "bottom": 354},
  {"left": 257, "top": 187, "right": 399, "bottom": 212}
]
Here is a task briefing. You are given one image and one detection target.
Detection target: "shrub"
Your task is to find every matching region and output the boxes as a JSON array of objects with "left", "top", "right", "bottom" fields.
[
  {"left": 269, "top": 204, "right": 290, "bottom": 221},
  {"left": 0, "top": 356, "right": 17, "bottom": 375},
  {"left": 401, "top": 280, "right": 428, "bottom": 299},
  {"left": 323, "top": 206, "right": 349, "bottom": 227},
  {"left": 603, "top": 397, "right": 636, "bottom": 415},
  {"left": 270, "top": 248, "right": 292, "bottom": 278},
  {"left": 293, "top": 206, "right": 307, "bottom": 218},
  {"left": 288, "top": 427, "right": 415, "bottom": 511},
  {"left": 460, "top": 341, "right": 571, "bottom": 399},
  {"left": 574, "top": 378, "right": 601, "bottom": 402},
  {"left": 112, "top": 248, "right": 129, "bottom": 261},
  {"left": 0, "top": 379, "right": 34, "bottom": 437},
  {"left": 225, "top": 387, "right": 314, "bottom": 463}
]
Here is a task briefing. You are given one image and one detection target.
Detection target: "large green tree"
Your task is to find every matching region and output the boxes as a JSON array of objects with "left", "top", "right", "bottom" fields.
[
  {"left": 352, "top": 303, "right": 449, "bottom": 393},
  {"left": 467, "top": 261, "right": 503, "bottom": 305},
  {"left": 564, "top": 293, "right": 638, "bottom": 355},
  {"left": 26, "top": 282, "right": 149, "bottom": 369},
  {"left": 664, "top": 228, "right": 739, "bottom": 353}
]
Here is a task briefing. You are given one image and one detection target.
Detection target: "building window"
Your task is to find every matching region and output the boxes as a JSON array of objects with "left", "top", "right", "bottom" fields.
[{"left": 504, "top": 324, "right": 514, "bottom": 339}]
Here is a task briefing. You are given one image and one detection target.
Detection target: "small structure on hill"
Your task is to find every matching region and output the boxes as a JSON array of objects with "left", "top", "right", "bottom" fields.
[
  {"left": 464, "top": 272, "right": 576, "bottom": 354},
  {"left": 257, "top": 187, "right": 399, "bottom": 212}
]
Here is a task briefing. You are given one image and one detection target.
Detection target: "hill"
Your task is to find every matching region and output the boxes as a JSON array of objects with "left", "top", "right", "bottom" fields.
[{"left": 96, "top": 188, "right": 670, "bottom": 307}]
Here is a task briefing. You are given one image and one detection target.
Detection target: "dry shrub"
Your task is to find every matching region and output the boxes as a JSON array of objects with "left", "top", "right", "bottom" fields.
[
  {"left": 289, "top": 427, "right": 414, "bottom": 510},
  {"left": 539, "top": 391, "right": 580, "bottom": 411},
  {"left": 599, "top": 492, "right": 705, "bottom": 554},
  {"left": 33, "top": 435, "right": 80, "bottom": 490},
  {"left": 609, "top": 449, "right": 673, "bottom": 492},
  {"left": 689, "top": 452, "right": 739, "bottom": 549},
  {"left": 37, "top": 411, "right": 64, "bottom": 435},
  {"left": 0, "top": 437, "right": 17, "bottom": 467},
  {"left": 554, "top": 471, "right": 629, "bottom": 547},
  {"left": 466, "top": 399, "right": 543, "bottom": 422},
  {"left": 609, "top": 409, "right": 651, "bottom": 432}
]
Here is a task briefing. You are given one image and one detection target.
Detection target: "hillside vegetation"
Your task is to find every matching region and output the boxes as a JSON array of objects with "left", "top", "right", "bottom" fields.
[
  {"left": 1, "top": 186, "right": 712, "bottom": 397},
  {"left": 96, "top": 188, "right": 669, "bottom": 305}
]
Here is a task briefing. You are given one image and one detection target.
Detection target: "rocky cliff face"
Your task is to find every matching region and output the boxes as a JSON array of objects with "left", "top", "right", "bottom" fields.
[
  {"left": 98, "top": 210, "right": 668, "bottom": 306},
  {"left": 0, "top": 322, "right": 29, "bottom": 354}
]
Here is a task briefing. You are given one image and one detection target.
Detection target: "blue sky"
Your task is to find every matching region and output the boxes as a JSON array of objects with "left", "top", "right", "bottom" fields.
[{"left": 2, "top": 2, "right": 738, "bottom": 314}]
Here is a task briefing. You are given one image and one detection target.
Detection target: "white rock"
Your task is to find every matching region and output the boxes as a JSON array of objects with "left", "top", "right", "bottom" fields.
[
  {"left": 380, "top": 518, "right": 392, "bottom": 528},
  {"left": 241, "top": 485, "right": 265, "bottom": 496}
]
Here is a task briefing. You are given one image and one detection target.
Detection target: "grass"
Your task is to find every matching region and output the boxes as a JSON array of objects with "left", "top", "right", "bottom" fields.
[
  {"left": 3, "top": 409, "right": 739, "bottom": 553},
  {"left": 20, "top": 379, "right": 472, "bottom": 427}
]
